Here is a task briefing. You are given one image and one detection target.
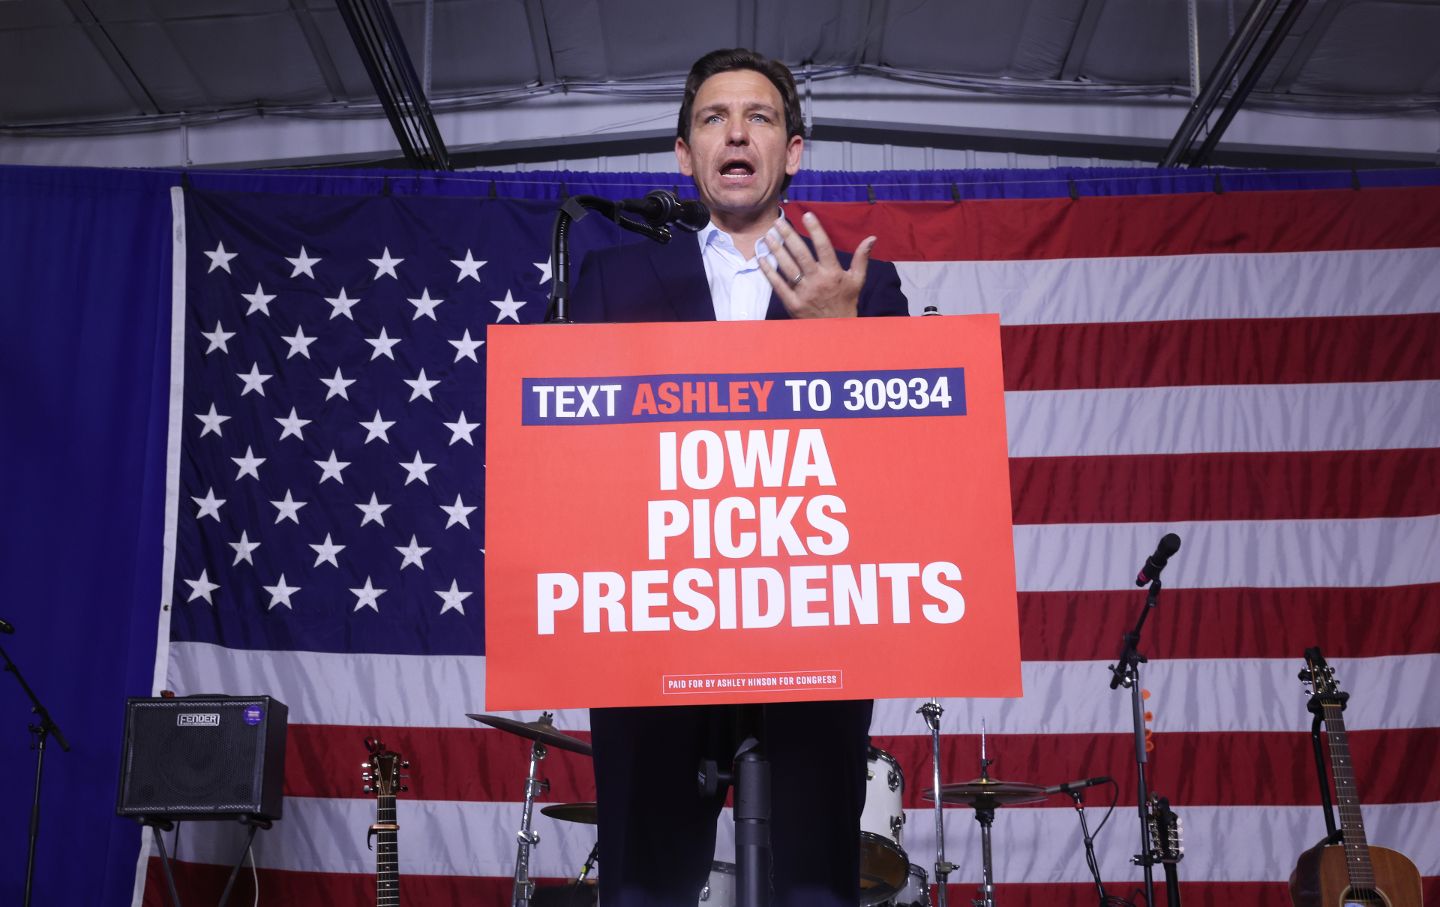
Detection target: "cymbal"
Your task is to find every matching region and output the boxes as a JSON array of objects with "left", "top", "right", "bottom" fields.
[
  {"left": 924, "top": 777, "right": 1047, "bottom": 807},
  {"left": 467, "top": 713, "right": 593, "bottom": 756},
  {"left": 541, "top": 802, "right": 599, "bottom": 824}
]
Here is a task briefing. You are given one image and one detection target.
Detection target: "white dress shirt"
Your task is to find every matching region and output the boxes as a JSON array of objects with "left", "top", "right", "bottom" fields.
[{"left": 696, "top": 211, "right": 785, "bottom": 322}]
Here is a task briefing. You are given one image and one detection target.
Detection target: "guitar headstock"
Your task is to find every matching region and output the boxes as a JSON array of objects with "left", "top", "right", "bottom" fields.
[
  {"left": 1299, "top": 647, "right": 1348, "bottom": 708},
  {"left": 362, "top": 737, "right": 409, "bottom": 797},
  {"left": 1148, "top": 795, "right": 1184, "bottom": 864}
]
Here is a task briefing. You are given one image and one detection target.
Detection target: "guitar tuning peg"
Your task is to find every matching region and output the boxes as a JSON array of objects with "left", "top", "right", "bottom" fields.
[
  {"left": 399, "top": 784, "right": 409, "bottom": 793},
  {"left": 362, "top": 772, "right": 373, "bottom": 781},
  {"left": 401, "top": 761, "right": 411, "bottom": 769}
]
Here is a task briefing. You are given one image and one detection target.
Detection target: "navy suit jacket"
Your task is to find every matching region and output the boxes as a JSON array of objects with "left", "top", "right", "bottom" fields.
[{"left": 571, "top": 230, "right": 910, "bottom": 322}]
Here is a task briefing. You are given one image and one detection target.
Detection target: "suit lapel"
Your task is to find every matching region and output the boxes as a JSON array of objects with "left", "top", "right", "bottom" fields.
[{"left": 646, "top": 236, "right": 716, "bottom": 321}]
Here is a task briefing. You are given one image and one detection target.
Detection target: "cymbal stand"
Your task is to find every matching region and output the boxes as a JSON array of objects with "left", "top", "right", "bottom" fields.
[
  {"left": 513, "top": 716, "right": 551, "bottom": 907},
  {"left": 918, "top": 699, "right": 956, "bottom": 907},
  {"left": 971, "top": 722, "right": 996, "bottom": 907},
  {"left": 1067, "top": 791, "right": 1110, "bottom": 907}
]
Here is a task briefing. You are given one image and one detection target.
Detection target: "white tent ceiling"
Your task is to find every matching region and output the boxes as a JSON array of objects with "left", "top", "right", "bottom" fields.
[{"left": 2, "top": 0, "right": 1437, "bottom": 170}]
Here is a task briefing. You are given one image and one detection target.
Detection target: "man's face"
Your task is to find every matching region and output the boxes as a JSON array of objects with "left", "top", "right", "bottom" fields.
[{"left": 676, "top": 68, "right": 803, "bottom": 224}]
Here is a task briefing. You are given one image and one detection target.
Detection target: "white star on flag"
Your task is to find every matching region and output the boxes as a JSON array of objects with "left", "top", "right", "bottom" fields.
[
  {"left": 534, "top": 259, "right": 553, "bottom": 284},
  {"left": 436, "top": 579, "right": 472, "bottom": 615},
  {"left": 356, "top": 493, "right": 390, "bottom": 527},
  {"left": 400, "top": 452, "right": 436, "bottom": 486},
  {"left": 205, "top": 241, "right": 237, "bottom": 273},
  {"left": 242, "top": 284, "right": 276, "bottom": 317},
  {"left": 405, "top": 369, "right": 439, "bottom": 402},
  {"left": 360, "top": 410, "right": 395, "bottom": 444},
  {"left": 231, "top": 446, "right": 265, "bottom": 481},
  {"left": 322, "top": 368, "right": 356, "bottom": 401},
  {"left": 286, "top": 246, "right": 320, "bottom": 278},
  {"left": 451, "top": 250, "right": 486, "bottom": 282},
  {"left": 314, "top": 450, "right": 350, "bottom": 484},
  {"left": 229, "top": 531, "right": 260, "bottom": 566},
  {"left": 195, "top": 403, "right": 230, "bottom": 438},
  {"left": 281, "top": 325, "right": 316, "bottom": 359},
  {"left": 276, "top": 407, "right": 311, "bottom": 441},
  {"left": 396, "top": 535, "right": 431, "bottom": 570},
  {"left": 310, "top": 534, "right": 345, "bottom": 568},
  {"left": 365, "top": 327, "right": 401, "bottom": 360},
  {"left": 271, "top": 490, "right": 307, "bottom": 524},
  {"left": 192, "top": 487, "right": 225, "bottom": 521},
  {"left": 441, "top": 493, "right": 476, "bottom": 529},
  {"left": 263, "top": 575, "right": 300, "bottom": 610},
  {"left": 325, "top": 288, "right": 360, "bottom": 320},
  {"left": 491, "top": 289, "right": 526, "bottom": 322},
  {"left": 184, "top": 569, "right": 220, "bottom": 603},
  {"left": 449, "top": 329, "right": 484, "bottom": 363},
  {"left": 351, "top": 577, "right": 385, "bottom": 612},
  {"left": 201, "top": 321, "right": 235, "bottom": 355},
  {"left": 237, "top": 363, "right": 273, "bottom": 397},
  {"left": 444, "top": 412, "right": 480, "bottom": 445},
  {"left": 369, "top": 247, "right": 403, "bottom": 279},
  {"left": 407, "top": 289, "right": 444, "bottom": 321}
]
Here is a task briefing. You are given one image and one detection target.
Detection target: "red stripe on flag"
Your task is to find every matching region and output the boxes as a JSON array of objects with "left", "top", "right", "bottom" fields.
[
  {"left": 873, "top": 729, "right": 1440, "bottom": 809},
  {"left": 1010, "top": 449, "right": 1440, "bottom": 524},
  {"left": 786, "top": 185, "right": 1440, "bottom": 260},
  {"left": 285, "top": 724, "right": 1438, "bottom": 808},
  {"left": 1018, "top": 585, "right": 1440, "bottom": 661},
  {"left": 1001, "top": 314, "right": 1440, "bottom": 391}
]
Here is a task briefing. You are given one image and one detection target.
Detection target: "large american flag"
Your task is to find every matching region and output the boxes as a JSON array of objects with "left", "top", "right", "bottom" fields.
[{"left": 144, "top": 180, "right": 1439, "bottom": 906}]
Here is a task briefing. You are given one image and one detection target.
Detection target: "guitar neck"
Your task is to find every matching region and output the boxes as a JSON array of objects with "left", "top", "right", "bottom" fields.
[
  {"left": 1322, "top": 702, "right": 1375, "bottom": 891},
  {"left": 376, "top": 794, "right": 399, "bottom": 907}
]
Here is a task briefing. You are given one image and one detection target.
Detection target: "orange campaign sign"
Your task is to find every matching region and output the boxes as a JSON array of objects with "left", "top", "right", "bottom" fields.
[{"left": 484, "top": 315, "right": 1020, "bottom": 710}]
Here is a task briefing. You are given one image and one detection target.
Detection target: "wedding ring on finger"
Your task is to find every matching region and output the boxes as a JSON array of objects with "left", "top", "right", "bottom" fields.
[{"left": 789, "top": 270, "right": 805, "bottom": 287}]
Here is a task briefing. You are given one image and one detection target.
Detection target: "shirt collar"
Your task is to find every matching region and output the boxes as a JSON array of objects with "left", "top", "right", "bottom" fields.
[{"left": 696, "top": 207, "right": 787, "bottom": 261}]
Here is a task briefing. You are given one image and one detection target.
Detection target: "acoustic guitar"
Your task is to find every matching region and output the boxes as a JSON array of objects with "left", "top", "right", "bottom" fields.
[
  {"left": 1290, "top": 648, "right": 1422, "bottom": 907},
  {"left": 1148, "top": 794, "right": 1184, "bottom": 907},
  {"left": 363, "top": 738, "right": 409, "bottom": 907}
]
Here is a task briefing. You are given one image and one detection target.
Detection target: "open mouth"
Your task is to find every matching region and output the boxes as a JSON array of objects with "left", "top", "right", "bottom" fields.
[{"left": 720, "top": 159, "right": 755, "bottom": 180}]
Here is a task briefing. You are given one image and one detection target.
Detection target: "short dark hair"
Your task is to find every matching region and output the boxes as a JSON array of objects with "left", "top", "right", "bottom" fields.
[{"left": 676, "top": 48, "right": 804, "bottom": 144}]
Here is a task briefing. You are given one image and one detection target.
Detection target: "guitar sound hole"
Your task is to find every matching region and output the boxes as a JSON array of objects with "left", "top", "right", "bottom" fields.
[{"left": 1344, "top": 888, "right": 1386, "bottom": 906}]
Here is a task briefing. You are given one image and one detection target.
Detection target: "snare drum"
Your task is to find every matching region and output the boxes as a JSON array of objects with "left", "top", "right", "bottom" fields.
[
  {"left": 893, "top": 862, "right": 932, "bottom": 907},
  {"left": 698, "top": 860, "right": 735, "bottom": 906},
  {"left": 861, "top": 746, "right": 906, "bottom": 846}
]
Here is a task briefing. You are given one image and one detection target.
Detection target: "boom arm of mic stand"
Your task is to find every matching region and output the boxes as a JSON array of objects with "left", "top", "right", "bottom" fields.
[{"left": 547, "top": 195, "right": 672, "bottom": 324}]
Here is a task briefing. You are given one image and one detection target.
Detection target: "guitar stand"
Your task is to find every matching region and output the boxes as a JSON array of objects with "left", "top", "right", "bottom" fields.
[
  {"left": 1307, "top": 702, "right": 1343, "bottom": 844},
  {"left": 139, "top": 814, "right": 272, "bottom": 907}
]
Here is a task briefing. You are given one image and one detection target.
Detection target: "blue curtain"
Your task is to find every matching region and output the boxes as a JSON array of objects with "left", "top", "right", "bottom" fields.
[{"left": 1, "top": 160, "right": 1437, "bottom": 906}]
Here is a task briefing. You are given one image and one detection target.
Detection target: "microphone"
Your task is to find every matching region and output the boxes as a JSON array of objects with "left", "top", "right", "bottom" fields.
[
  {"left": 0, "top": 618, "right": 13, "bottom": 634},
  {"left": 1042, "top": 775, "right": 1111, "bottom": 795},
  {"left": 1135, "top": 533, "right": 1182, "bottom": 587},
  {"left": 618, "top": 190, "right": 710, "bottom": 232}
]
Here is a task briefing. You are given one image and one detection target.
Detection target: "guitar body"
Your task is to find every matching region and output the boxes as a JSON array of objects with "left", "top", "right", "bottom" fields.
[{"left": 1291, "top": 842, "right": 1423, "bottom": 907}]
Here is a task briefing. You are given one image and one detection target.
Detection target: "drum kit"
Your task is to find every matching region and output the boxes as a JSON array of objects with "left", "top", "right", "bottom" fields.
[{"left": 468, "top": 708, "right": 1086, "bottom": 907}]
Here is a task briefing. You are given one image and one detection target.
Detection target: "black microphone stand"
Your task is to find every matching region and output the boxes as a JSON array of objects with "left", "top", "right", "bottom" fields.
[
  {"left": 1, "top": 639, "right": 70, "bottom": 907},
  {"left": 1107, "top": 579, "right": 1160, "bottom": 907},
  {"left": 1068, "top": 790, "right": 1110, "bottom": 907},
  {"left": 546, "top": 194, "right": 672, "bottom": 324}
]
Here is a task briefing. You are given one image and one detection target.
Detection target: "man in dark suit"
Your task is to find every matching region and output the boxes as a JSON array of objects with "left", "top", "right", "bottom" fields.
[{"left": 571, "top": 48, "right": 909, "bottom": 907}]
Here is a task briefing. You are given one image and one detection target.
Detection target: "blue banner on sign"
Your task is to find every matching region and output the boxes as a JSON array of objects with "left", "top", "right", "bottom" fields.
[{"left": 521, "top": 368, "right": 965, "bottom": 425}]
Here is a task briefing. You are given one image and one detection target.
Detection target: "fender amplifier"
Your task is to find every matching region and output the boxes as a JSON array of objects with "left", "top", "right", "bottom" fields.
[{"left": 116, "top": 696, "right": 287, "bottom": 820}]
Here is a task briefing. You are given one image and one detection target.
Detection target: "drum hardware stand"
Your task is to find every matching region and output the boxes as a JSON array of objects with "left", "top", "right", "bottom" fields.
[
  {"left": 1107, "top": 578, "right": 1163, "bottom": 907},
  {"left": 1, "top": 636, "right": 69, "bottom": 907},
  {"left": 701, "top": 735, "right": 771, "bottom": 907},
  {"left": 970, "top": 723, "right": 997, "bottom": 907},
  {"left": 573, "top": 840, "right": 600, "bottom": 889},
  {"left": 138, "top": 814, "right": 272, "bottom": 907},
  {"left": 513, "top": 715, "right": 552, "bottom": 907},
  {"left": 918, "top": 699, "right": 957, "bottom": 907},
  {"left": 1067, "top": 791, "right": 1111, "bottom": 907}
]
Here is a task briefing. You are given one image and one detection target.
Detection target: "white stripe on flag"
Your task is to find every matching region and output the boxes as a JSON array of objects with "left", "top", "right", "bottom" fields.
[
  {"left": 166, "top": 643, "right": 1438, "bottom": 734},
  {"left": 897, "top": 246, "right": 1440, "bottom": 324},
  {"left": 1013, "top": 515, "right": 1440, "bottom": 591},
  {"left": 166, "top": 798, "right": 1440, "bottom": 882},
  {"left": 1005, "top": 381, "right": 1440, "bottom": 458}
]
